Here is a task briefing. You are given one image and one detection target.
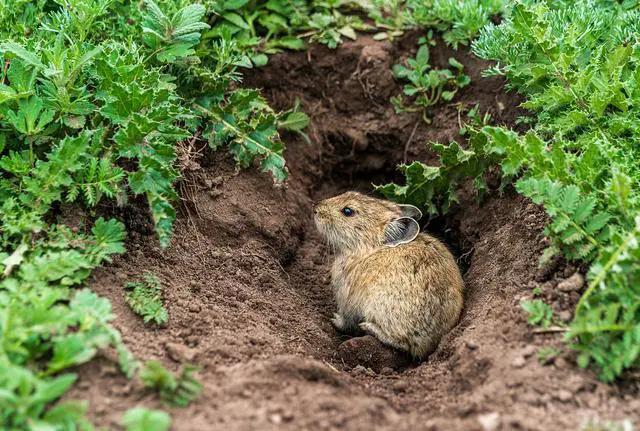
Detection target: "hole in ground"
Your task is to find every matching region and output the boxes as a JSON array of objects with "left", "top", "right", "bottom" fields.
[{"left": 287, "top": 131, "right": 474, "bottom": 374}]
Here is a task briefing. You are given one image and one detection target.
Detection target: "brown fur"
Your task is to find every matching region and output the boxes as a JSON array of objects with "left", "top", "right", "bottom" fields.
[{"left": 314, "top": 192, "right": 464, "bottom": 358}]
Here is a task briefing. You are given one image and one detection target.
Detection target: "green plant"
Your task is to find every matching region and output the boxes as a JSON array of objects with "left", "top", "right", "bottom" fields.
[
  {"left": 376, "top": 105, "right": 494, "bottom": 216},
  {"left": 367, "top": 0, "right": 505, "bottom": 46},
  {"left": 304, "top": 1, "right": 368, "bottom": 49},
  {"left": 202, "top": 0, "right": 368, "bottom": 62},
  {"left": 0, "top": 0, "right": 311, "bottom": 427},
  {"left": 0, "top": 363, "right": 94, "bottom": 430},
  {"left": 382, "top": 0, "right": 640, "bottom": 381},
  {"left": 473, "top": 0, "right": 640, "bottom": 381},
  {"left": 122, "top": 407, "right": 171, "bottom": 431},
  {"left": 391, "top": 43, "right": 470, "bottom": 122},
  {"left": 140, "top": 360, "right": 203, "bottom": 407},
  {"left": 521, "top": 299, "right": 554, "bottom": 328},
  {"left": 581, "top": 418, "right": 635, "bottom": 431},
  {"left": 125, "top": 272, "right": 168, "bottom": 326},
  {"left": 537, "top": 346, "right": 560, "bottom": 364}
]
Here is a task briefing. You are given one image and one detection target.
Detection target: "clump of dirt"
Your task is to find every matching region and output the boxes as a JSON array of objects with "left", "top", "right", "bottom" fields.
[{"left": 68, "top": 33, "right": 639, "bottom": 430}]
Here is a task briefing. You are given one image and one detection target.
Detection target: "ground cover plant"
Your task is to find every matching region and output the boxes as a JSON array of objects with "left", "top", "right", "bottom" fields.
[
  {"left": 379, "top": 0, "right": 640, "bottom": 381},
  {"left": 1, "top": 0, "right": 638, "bottom": 429},
  {"left": 0, "top": 0, "right": 313, "bottom": 427},
  {"left": 124, "top": 272, "right": 168, "bottom": 325}
]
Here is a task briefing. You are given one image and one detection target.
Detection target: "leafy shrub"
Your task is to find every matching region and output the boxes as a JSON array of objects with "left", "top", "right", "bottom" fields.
[
  {"left": 125, "top": 272, "right": 168, "bottom": 326},
  {"left": 140, "top": 360, "right": 203, "bottom": 407},
  {"left": 381, "top": 0, "right": 640, "bottom": 381},
  {"left": 0, "top": 0, "right": 310, "bottom": 427}
]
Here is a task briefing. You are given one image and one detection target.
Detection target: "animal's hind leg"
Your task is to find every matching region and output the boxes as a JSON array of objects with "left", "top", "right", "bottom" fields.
[
  {"left": 359, "top": 321, "right": 410, "bottom": 353},
  {"left": 333, "top": 312, "right": 362, "bottom": 334}
]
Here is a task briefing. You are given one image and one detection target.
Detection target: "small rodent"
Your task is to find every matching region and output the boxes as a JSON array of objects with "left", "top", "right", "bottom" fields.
[{"left": 314, "top": 191, "right": 463, "bottom": 358}]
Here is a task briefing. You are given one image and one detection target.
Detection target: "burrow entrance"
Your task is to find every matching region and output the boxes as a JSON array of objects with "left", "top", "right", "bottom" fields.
[{"left": 74, "top": 33, "right": 638, "bottom": 431}]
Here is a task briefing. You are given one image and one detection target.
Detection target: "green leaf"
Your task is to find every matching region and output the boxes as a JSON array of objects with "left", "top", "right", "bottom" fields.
[
  {"left": 33, "top": 374, "right": 77, "bottom": 405},
  {"left": 122, "top": 408, "right": 171, "bottom": 431},
  {"left": 0, "top": 42, "right": 44, "bottom": 69},
  {"left": 222, "top": 12, "right": 249, "bottom": 29},
  {"left": 3, "top": 243, "right": 28, "bottom": 276},
  {"left": 521, "top": 299, "right": 554, "bottom": 328},
  {"left": 278, "top": 111, "right": 310, "bottom": 132}
]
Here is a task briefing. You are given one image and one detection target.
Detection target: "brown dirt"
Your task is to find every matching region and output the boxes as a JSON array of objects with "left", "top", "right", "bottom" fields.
[{"left": 67, "top": 33, "right": 639, "bottom": 430}]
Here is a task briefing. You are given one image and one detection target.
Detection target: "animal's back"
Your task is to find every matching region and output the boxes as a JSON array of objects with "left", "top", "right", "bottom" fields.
[{"left": 345, "top": 233, "right": 463, "bottom": 357}]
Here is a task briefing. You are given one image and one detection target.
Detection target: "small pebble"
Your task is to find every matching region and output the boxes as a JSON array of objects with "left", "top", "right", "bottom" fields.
[
  {"left": 269, "top": 414, "right": 283, "bottom": 425},
  {"left": 165, "top": 342, "right": 196, "bottom": 362},
  {"left": 380, "top": 367, "right": 394, "bottom": 375},
  {"left": 558, "top": 310, "right": 572, "bottom": 322},
  {"left": 465, "top": 340, "right": 479, "bottom": 350},
  {"left": 521, "top": 345, "right": 537, "bottom": 358},
  {"left": 554, "top": 357, "right": 568, "bottom": 369},
  {"left": 555, "top": 389, "right": 573, "bottom": 403},
  {"left": 563, "top": 265, "right": 576, "bottom": 278},
  {"left": 188, "top": 302, "right": 202, "bottom": 313},
  {"left": 477, "top": 412, "right": 501, "bottom": 431},
  {"left": 352, "top": 365, "right": 367, "bottom": 376},
  {"left": 511, "top": 356, "right": 526, "bottom": 368},
  {"left": 557, "top": 273, "right": 585, "bottom": 292}
]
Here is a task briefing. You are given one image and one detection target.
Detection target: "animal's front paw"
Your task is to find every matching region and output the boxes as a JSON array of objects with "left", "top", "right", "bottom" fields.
[{"left": 332, "top": 313, "right": 346, "bottom": 331}]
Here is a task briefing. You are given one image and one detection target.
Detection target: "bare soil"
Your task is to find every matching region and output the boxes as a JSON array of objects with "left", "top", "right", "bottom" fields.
[{"left": 67, "top": 33, "right": 639, "bottom": 430}]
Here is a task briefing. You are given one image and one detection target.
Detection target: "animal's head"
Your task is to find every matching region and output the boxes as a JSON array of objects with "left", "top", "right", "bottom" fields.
[{"left": 313, "top": 191, "right": 422, "bottom": 253}]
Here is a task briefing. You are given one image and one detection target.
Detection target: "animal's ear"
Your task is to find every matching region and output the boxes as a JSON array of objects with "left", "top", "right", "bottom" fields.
[
  {"left": 384, "top": 217, "right": 420, "bottom": 247},
  {"left": 398, "top": 204, "right": 422, "bottom": 221}
]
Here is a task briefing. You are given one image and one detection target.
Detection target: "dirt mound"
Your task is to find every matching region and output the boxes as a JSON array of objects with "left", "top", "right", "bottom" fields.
[{"left": 68, "top": 33, "right": 639, "bottom": 430}]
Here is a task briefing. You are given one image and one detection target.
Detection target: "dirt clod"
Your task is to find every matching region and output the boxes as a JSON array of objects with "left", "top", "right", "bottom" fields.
[
  {"left": 557, "top": 273, "right": 585, "bottom": 292},
  {"left": 555, "top": 390, "right": 573, "bottom": 403},
  {"left": 165, "top": 342, "right": 197, "bottom": 363},
  {"left": 521, "top": 345, "right": 537, "bottom": 358},
  {"left": 477, "top": 412, "right": 501, "bottom": 431},
  {"left": 511, "top": 356, "right": 527, "bottom": 369}
]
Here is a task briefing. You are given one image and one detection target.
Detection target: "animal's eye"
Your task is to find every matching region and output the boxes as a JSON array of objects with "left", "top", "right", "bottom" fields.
[{"left": 341, "top": 207, "right": 355, "bottom": 217}]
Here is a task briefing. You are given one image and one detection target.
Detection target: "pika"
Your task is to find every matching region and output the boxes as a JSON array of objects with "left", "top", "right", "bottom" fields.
[{"left": 314, "top": 191, "right": 463, "bottom": 358}]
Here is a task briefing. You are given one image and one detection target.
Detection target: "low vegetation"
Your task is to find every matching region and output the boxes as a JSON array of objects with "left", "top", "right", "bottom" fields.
[
  {"left": 125, "top": 272, "right": 168, "bottom": 326},
  {"left": 391, "top": 42, "right": 470, "bottom": 122},
  {"left": 140, "top": 360, "right": 203, "bottom": 407},
  {"left": 380, "top": 0, "right": 640, "bottom": 381}
]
